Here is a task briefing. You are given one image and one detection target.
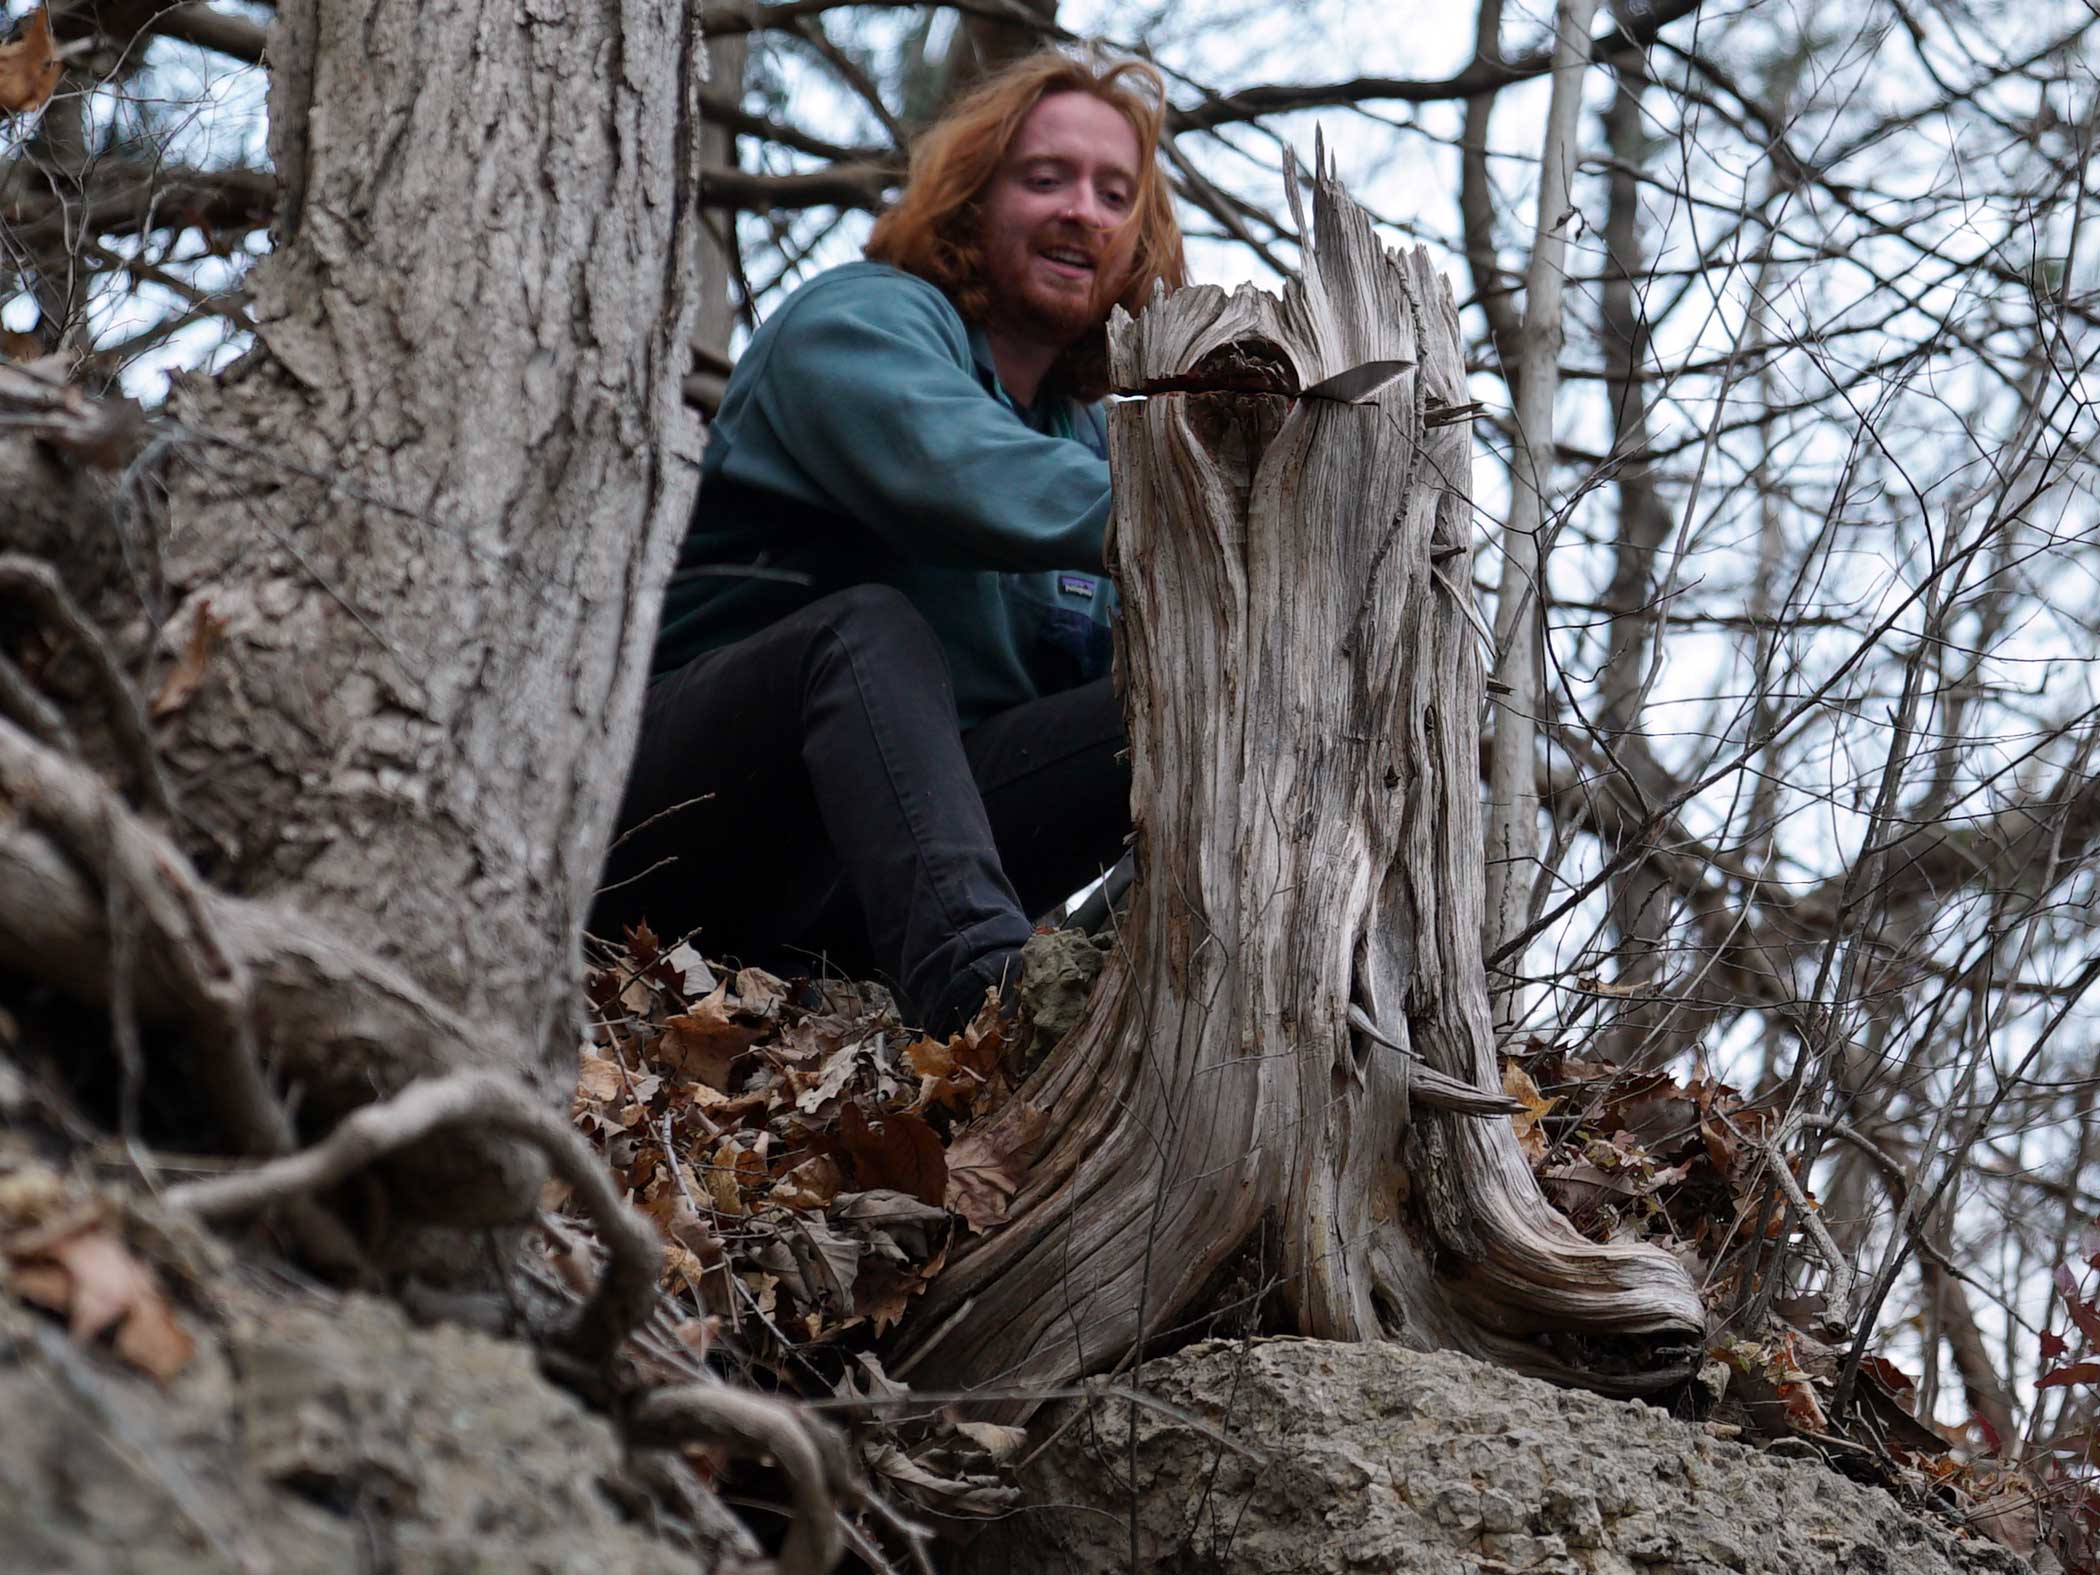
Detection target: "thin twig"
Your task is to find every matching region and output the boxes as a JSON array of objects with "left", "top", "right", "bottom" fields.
[{"left": 606, "top": 792, "right": 715, "bottom": 855}]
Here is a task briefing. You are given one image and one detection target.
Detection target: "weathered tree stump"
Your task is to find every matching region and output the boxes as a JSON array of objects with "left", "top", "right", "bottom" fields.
[{"left": 898, "top": 160, "right": 1702, "bottom": 1407}]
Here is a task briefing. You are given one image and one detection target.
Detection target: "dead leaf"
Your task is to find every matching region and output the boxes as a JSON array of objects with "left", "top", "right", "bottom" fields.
[
  {"left": 769, "top": 1153, "right": 846, "bottom": 1212},
  {"left": 1502, "top": 1062, "right": 1557, "bottom": 1164},
  {"left": 943, "top": 1102, "right": 1046, "bottom": 1231},
  {"left": 952, "top": 1421, "right": 1028, "bottom": 1461},
  {"left": 851, "top": 1263, "right": 926, "bottom": 1334},
  {"left": 864, "top": 1440, "right": 1021, "bottom": 1518},
  {"left": 792, "top": 1216, "right": 864, "bottom": 1311},
  {"left": 734, "top": 967, "right": 787, "bottom": 1020},
  {"left": 2038, "top": 1361, "right": 2100, "bottom": 1390},
  {"left": 903, "top": 1036, "right": 953, "bottom": 1081},
  {"left": 660, "top": 984, "right": 764, "bottom": 1090},
  {"left": 703, "top": 1138, "right": 766, "bottom": 1215},
  {"left": 840, "top": 1103, "right": 947, "bottom": 1207},
  {"left": 742, "top": 1270, "right": 779, "bottom": 1316},
  {"left": 843, "top": 1351, "right": 913, "bottom": 1403},
  {"left": 0, "top": 10, "right": 60, "bottom": 116},
  {"left": 113, "top": 1293, "right": 192, "bottom": 1382},
  {"left": 795, "top": 1043, "right": 865, "bottom": 1114},
  {"left": 950, "top": 998, "right": 1010, "bottom": 1082},
  {"left": 49, "top": 1230, "right": 152, "bottom": 1342},
  {"left": 150, "top": 600, "right": 226, "bottom": 720},
  {"left": 14, "top": 1227, "right": 194, "bottom": 1383},
  {"left": 831, "top": 1189, "right": 950, "bottom": 1260},
  {"left": 664, "top": 942, "right": 716, "bottom": 998},
  {"left": 574, "top": 1053, "right": 623, "bottom": 1105}
]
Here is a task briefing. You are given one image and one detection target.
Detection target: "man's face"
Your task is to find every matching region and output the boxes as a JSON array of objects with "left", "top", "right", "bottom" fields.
[{"left": 977, "top": 91, "right": 1142, "bottom": 350}]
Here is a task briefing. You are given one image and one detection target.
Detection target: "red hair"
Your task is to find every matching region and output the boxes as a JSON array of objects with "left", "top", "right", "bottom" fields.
[{"left": 866, "top": 49, "right": 1186, "bottom": 400}]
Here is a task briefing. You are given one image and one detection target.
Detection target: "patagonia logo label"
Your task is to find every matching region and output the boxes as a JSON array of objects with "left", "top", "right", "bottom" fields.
[{"left": 1059, "top": 574, "right": 1097, "bottom": 599}]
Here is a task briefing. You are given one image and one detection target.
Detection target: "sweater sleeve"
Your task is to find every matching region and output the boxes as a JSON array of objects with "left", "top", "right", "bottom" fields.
[{"left": 749, "top": 276, "right": 1111, "bottom": 572}]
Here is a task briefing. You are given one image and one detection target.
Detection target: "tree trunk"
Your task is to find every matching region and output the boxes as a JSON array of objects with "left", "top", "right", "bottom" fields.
[
  {"left": 1484, "top": 0, "right": 1598, "bottom": 1000},
  {"left": 1, "top": 0, "right": 707, "bottom": 1243},
  {"left": 896, "top": 161, "right": 1701, "bottom": 1413}
]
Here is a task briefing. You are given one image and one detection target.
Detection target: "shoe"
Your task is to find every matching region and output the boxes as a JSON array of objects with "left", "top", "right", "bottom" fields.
[{"left": 924, "top": 949, "right": 1021, "bottom": 1039}]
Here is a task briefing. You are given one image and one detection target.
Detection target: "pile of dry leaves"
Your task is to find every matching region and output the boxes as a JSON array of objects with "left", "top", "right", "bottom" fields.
[
  {"left": 561, "top": 926, "right": 2074, "bottom": 1563},
  {"left": 559, "top": 923, "right": 1053, "bottom": 1532},
  {"left": 1501, "top": 1037, "right": 2091, "bottom": 1563}
]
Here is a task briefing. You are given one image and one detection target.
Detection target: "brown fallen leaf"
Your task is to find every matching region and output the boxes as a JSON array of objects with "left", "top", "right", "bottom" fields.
[
  {"left": 734, "top": 966, "right": 788, "bottom": 1019},
  {"left": 702, "top": 1137, "right": 767, "bottom": 1216},
  {"left": 952, "top": 1420, "right": 1029, "bottom": 1461},
  {"left": 852, "top": 1262, "right": 927, "bottom": 1334},
  {"left": 944, "top": 1101, "right": 1046, "bottom": 1231},
  {"left": 659, "top": 983, "right": 764, "bottom": 1090},
  {"left": 150, "top": 600, "right": 227, "bottom": 720},
  {"left": 0, "top": 10, "right": 60, "bottom": 116},
  {"left": 574, "top": 1052, "right": 623, "bottom": 1105},
  {"left": 840, "top": 1103, "right": 947, "bottom": 1207},
  {"left": 794, "top": 1042, "right": 866, "bottom": 1114},
  {"left": 769, "top": 1153, "right": 846, "bottom": 1212},
  {"left": 13, "top": 1226, "right": 195, "bottom": 1383},
  {"left": 1502, "top": 1062, "right": 1557, "bottom": 1164}
]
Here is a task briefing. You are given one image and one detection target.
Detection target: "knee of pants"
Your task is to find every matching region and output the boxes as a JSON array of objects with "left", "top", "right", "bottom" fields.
[{"left": 814, "top": 583, "right": 947, "bottom": 679}]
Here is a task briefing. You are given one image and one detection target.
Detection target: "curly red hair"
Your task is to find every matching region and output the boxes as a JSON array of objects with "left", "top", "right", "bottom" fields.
[{"left": 866, "top": 49, "right": 1186, "bottom": 400}]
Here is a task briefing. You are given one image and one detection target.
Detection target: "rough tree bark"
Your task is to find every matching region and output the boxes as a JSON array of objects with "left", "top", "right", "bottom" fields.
[
  {"left": 0, "top": 0, "right": 706, "bottom": 1248},
  {"left": 897, "top": 159, "right": 1701, "bottom": 1412}
]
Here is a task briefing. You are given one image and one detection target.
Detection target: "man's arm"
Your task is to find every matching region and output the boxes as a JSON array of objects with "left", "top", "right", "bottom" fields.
[{"left": 747, "top": 273, "right": 1111, "bottom": 572}]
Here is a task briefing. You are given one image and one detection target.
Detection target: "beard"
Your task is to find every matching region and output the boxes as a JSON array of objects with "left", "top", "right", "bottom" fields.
[{"left": 982, "top": 230, "right": 1116, "bottom": 349}]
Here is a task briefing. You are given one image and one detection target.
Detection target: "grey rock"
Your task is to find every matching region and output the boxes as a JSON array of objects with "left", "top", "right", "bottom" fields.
[
  {"left": 0, "top": 1285, "right": 736, "bottom": 1574},
  {"left": 961, "top": 1337, "right": 2030, "bottom": 1575}
]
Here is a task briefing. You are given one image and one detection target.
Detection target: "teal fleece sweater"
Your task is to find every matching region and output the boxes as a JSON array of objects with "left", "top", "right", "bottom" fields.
[{"left": 657, "top": 261, "right": 1117, "bottom": 729}]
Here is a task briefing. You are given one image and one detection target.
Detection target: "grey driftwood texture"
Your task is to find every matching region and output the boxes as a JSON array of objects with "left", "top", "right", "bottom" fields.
[
  {"left": 895, "top": 157, "right": 1699, "bottom": 1408},
  {"left": 965, "top": 1337, "right": 2032, "bottom": 1575}
]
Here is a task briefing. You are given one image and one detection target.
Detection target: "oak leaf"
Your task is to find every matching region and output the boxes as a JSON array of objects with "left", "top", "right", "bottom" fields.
[{"left": 1501, "top": 1062, "right": 1557, "bottom": 1164}]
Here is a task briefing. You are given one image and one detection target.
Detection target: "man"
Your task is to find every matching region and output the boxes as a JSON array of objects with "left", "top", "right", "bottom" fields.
[{"left": 597, "top": 51, "right": 1187, "bottom": 1033}]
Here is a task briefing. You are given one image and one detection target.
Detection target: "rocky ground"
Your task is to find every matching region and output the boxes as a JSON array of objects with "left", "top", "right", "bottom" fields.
[{"left": 959, "top": 1338, "right": 2034, "bottom": 1575}]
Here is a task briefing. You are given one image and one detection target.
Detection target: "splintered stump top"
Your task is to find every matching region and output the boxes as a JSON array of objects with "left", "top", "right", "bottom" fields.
[{"left": 895, "top": 160, "right": 1702, "bottom": 1414}]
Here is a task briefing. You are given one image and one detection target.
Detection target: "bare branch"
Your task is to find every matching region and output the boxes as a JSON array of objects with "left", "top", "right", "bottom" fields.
[{"left": 700, "top": 162, "right": 894, "bottom": 213}]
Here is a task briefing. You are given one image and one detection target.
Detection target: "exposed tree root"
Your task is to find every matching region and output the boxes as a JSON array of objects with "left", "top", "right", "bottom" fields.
[
  {"left": 0, "top": 552, "right": 170, "bottom": 817},
  {"left": 0, "top": 711, "right": 550, "bottom": 1227},
  {"left": 628, "top": 1381, "right": 854, "bottom": 1575},
  {"left": 167, "top": 1070, "right": 662, "bottom": 1362}
]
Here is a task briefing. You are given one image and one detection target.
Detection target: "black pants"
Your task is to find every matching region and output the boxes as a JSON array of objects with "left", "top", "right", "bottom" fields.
[{"left": 595, "top": 585, "right": 1129, "bottom": 1025}]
